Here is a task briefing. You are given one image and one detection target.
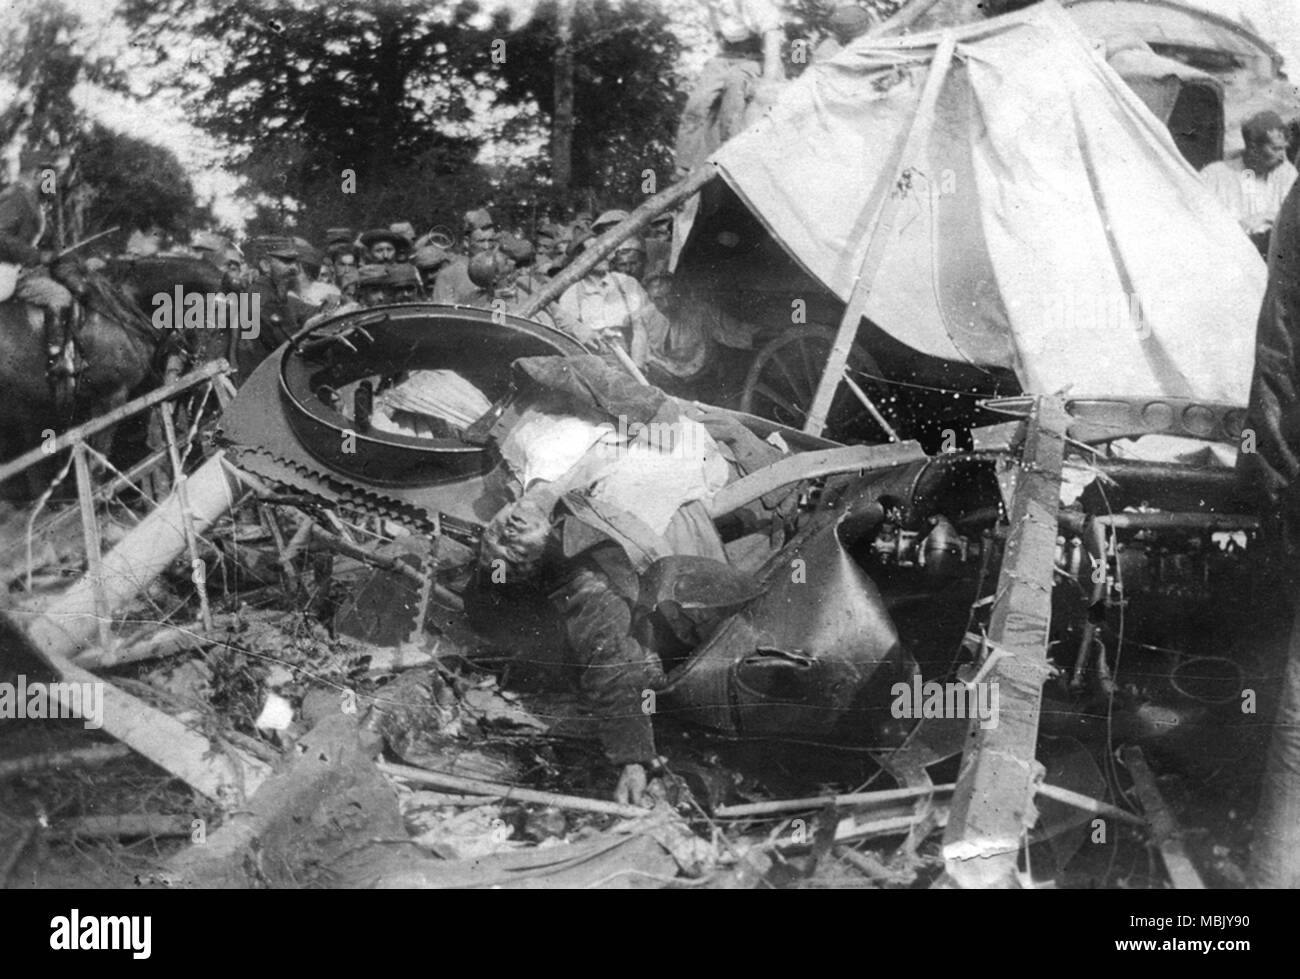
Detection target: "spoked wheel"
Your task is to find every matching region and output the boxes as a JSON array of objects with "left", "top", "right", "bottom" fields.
[{"left": 740, "top": 326, "right": 902, "bottom": 443}]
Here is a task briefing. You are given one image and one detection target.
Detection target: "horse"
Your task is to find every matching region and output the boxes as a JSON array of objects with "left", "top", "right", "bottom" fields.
[{"left": 0, "top": 255, "right": 222, "bottom": 499}]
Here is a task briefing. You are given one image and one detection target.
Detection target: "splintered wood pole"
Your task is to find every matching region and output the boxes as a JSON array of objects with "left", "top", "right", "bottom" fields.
[
  {"left": 940, "top": 397, "right": 1068, "bottom": 888},
  {"left": 16, "top": 452, "right": 266, "bottom": 806},
  {"left": 71, "top": 443, "right": 111, "bottom": 649},
  {"left": 0, "top": 359, "right": 228, "bottom": 487},
  {"left": 159, "top": 401, "right": 213, "bottom": 632},
  {"left": 803, "top": 33, "right": 955, "bottom": 437},
  {"left": 517, "top": 163, "right": 718, "bottom": 319}
]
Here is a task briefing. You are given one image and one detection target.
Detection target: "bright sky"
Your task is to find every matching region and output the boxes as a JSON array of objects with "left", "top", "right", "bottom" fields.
[{"left": 5, "top": 0, "right": 1297, "bottom": 232}]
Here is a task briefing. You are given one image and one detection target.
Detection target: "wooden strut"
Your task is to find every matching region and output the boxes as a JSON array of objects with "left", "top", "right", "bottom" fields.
[
  {"left": 803, "top": 34, "right": 957, "bottom": 437},
  {"left": 159, "top": 399, "right": 213, "bottom": 632},
  {"left": 714, "top": 780, "right": 1142, "bottom": 826},
  {"left": 940, "top": 397, "right": 1069, "bottom": 888},
  {"left": 0, "top": 359, "right": 229, "bottom": 487},
  {"left": 71, "top": 443, "right": 111, "bottom": 650},
  {"left": 377, "top": 761, "right": 649, "bottom": 820},
  {"left": 16, "top": 451, "right": 266, "bottom": 806},
  {"left": 517, "top": 164, "right": 717, "bottom": 319}
]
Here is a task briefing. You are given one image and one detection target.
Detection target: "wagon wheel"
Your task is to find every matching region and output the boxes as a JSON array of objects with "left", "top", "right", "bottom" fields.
[{"left": 740, "top": 326, "right": 902, "bottom": 443}]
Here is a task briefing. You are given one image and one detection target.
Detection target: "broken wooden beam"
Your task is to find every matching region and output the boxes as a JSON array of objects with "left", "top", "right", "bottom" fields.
[
  {"left": 941, "top": 397, "right": 1068, "bottom": 888},
  {"left": 71, "top": 443, "right": 111, "bottom": 650},
  {"left": 0, "top": 360, "right": 229, "bottom": 486},
  {"left": 20, "top": 452, "right": 245, "bottom": 662},
  {"left": 714, "top": 779, "right": 1142, "bottom": 826},
  {"left": 518, "top": 164, "right": 717, "bottom": 319},
  {"left": 715, "top": 782, "right": 954, "bottom": 818},
  {"left": 9, "top": 452, "right": 266, "bottom": 806},
  {"left": 1121, "top": 745, "right": 1205, "bottom": 889},
  {"left": 377, "top": 761, "right": 647, "bottom": 819}
]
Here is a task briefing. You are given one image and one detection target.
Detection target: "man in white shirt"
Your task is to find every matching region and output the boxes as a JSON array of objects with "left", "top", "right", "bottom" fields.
[
  {"left": 1201, "top": 111, "right": 1298, "bottom": 255},
  {"left": 554, "top": 234, "right": 651, "bottom": 367},
  {"left": 674, "top": 0, "right": 788, "bottom": 176}
]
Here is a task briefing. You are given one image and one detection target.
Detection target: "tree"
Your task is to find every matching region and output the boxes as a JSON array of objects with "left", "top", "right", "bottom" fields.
[
  {"left": 74, "top": 125, "right": 206, "bottom": 239},
  {"left": 0, "top": 1, "right": 197, "bottom": 245},
  {"left": 122, "top": 0, "right": 494, "bottom": 238},
  {"left": 485, "top": 0, "right": 685, "bottom": 207}
]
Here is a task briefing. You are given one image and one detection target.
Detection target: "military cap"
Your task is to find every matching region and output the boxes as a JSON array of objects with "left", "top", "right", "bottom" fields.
[
  {"left": 360, "top": 227, "right": 411, "bottom": 250},
  {"left": 356, "top": 264, "right": 390, "bottom": 285},
  {"left": 389, "top": 221, "right": 417, "bottom": 241},
  {"left": 614, "top": 236, "right": 646, "bottom": 255},
  {"left": 325, "top": 227, "right": 355, "bottom": 245},
  {"left": 249, "top": 235, "right": 301, "bottom": 261},
  {"left": 386, "top": 263, "right": 422, "bottom": 288},
  {"left": 292, "top": 237, "right": 324, "bottom": 269}
]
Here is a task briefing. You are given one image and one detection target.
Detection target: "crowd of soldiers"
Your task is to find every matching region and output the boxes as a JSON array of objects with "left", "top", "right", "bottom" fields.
[{"left": 161, "top": 205, "right": 682, "bottom": 381}]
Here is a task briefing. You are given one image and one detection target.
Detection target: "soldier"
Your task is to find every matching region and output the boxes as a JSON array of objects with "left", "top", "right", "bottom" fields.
[
  {"left": 464, "top": 208, "right": 499, "bottom": 256},
  {"left": 0, "top": 149, "right": 77, "bottom": 379},
  {"left": 646, "top": 211, "right": 674, "bottom": 244},
  {"left": 499, "top": 232, "right": 547, "bottom": 296},
  {"left": 611, "top": 236, "right": 647, "bottom": 282},
  {"left": 360, "top": 227, "right": 410, "bottom": 265},
  {"left": 356, "top": 264, "right": 392, "bottom": 307},
  {"left": 237, "top": 235, "right": 305, "bottom": 379},
  {"left": 389, "top": 221, "right": 418, "bottom": 252},
  {"left": 571, "top": 211, "right": 594, "bottom": 238},
  {"left": 387, "top": 263, "right": 424, "bottom": 302},
  {"left": 411, "top": 243, "right": 451, "bottom": 285},
  {"left": 674, "top": 0, "right": 788, "bottom": 176},
  {"left": 432, "top": 210, "right": 500, "bottom": 303},
  {"left": 534, "top": 221, "right": 564, "bottom": 275},
  {"left": 327, "top": 242, "right": 361, "bottom": 284},
  {"left": 554, "top": 233, "right": 651, "bottom": 366},
  {"left": 191, "top": 231, "right": 230, "bottom": 269},
  {"left": 325, "top": 227, "right": 356, "bottom": 248}
]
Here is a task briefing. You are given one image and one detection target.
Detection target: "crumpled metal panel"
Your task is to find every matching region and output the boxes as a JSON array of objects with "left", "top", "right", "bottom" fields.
[{"left": 659, "top": 492, "right": 917, "bottom": 746}]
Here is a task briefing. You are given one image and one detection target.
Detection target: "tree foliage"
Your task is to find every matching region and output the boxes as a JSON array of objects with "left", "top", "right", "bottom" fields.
[
  {"left": 485, "top": 0, "right": 684, "bottom": 203},
  {"left": 0, "top": 2, "right": 198, "bottom": 243},
  {"left": 122, "top": 0, "right": 688, "bottom": 233},
  {"left": 75, "top": 125, "right": 206, "bottom": 236}
]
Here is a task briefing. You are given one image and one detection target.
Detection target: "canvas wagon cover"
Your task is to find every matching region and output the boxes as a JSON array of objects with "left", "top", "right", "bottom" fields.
[{"left": 704, "top": 1, "right": 1265, "bottom": 404}]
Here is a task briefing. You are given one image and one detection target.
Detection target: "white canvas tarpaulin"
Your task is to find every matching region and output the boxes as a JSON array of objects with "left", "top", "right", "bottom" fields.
[{"left": 707, "top": 1, "right": 1265, "bottom": 405}]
